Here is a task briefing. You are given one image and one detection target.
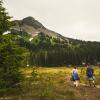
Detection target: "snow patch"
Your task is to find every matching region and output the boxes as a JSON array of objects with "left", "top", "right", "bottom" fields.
[
  {"left": 3, "top": 31, "right": 10, "bottom": 35},
  {"left": 29, "top": 38, "right": 33, "bottom": 41}
]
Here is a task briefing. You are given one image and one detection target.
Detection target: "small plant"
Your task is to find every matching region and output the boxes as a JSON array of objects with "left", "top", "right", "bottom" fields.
[{"left": 31, "top": 67, "right": 38, "bottom": 81}]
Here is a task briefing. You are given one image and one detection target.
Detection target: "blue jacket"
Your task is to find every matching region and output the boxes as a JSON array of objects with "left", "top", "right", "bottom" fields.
[
  {"left": 86, "top": 67, "right": 94, "bottom": 78},
  {"left": 72, "top": 73, "right": 80, "bottom": 80}
]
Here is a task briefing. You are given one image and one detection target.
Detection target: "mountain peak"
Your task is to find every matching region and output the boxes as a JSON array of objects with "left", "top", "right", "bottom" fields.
[
  {"left": 22, "top": 16, "right": 44, "bottom": 29},
  {"left": 22, "top": 16, "right": 35, "bottom": 22},
  {"left": 12, "top": 16, "right": 64, "bottom": 38}
]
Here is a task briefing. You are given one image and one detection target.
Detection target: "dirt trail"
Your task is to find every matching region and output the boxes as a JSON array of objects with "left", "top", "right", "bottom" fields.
[{"left": 66, "top": 75, "right": 100, "bottom": 100}]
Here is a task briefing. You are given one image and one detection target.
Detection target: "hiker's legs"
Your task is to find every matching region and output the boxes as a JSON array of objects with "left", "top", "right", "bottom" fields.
[
  {"left": 76, "top": 80, "right": 78, "bottom": 87},
  {"left": 92, "top": 80, "right": 95, "bottom": 87},
  {"left": 73, "top": 80, "right": 78, "bottom": 87},
  {"left": 89, "top": 80, "right": 92, "bottom": 86},
  {"left": 73, "top": 81, "right": 76, "bottom": 86},
  {"left": 89, "top": 80, "right": 95, "bottom": 87}
]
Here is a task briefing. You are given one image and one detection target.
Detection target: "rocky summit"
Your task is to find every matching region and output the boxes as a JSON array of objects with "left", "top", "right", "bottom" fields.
[{"left": 12, "top": 16, "right": 64, "bottom": 38}]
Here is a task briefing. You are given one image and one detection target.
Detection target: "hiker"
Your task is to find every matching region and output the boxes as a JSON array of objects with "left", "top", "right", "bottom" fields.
[
  {"left": 86, "top": 64, "right": 95, "bottom": 87},
  {"left": 71, "top": 66, "right": 80, "bottom": 87}
]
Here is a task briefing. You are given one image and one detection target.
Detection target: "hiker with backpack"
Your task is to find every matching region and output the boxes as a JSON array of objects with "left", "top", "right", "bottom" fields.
[
  {"left": 86, "top": 64, "right": 95, "bottom": 87},
  {"left": 71, "top": 66, "right": 80, "bottom": 87}
]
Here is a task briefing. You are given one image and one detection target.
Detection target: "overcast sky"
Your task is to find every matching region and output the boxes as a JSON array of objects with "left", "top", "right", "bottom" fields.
[{"left": 4, "top": 0, "right": 100, "bottom": 41}]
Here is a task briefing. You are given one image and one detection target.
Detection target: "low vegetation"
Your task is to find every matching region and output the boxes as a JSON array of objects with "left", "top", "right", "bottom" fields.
[{"left": 0, "top": 67, "right": 100, "bottom": 100}]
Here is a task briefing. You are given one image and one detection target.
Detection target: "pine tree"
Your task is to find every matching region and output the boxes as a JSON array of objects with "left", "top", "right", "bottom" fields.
[
  {"left": 0, "top": 0, "right": 12, "bottom": 35},
  {"left": 0, "top": 0, "right": 26, "bottom": 88}
]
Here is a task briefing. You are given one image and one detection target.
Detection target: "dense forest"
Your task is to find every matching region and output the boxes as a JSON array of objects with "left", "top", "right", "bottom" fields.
[{"left": 10, "top": 31, "right": 100, "bottom": 67}]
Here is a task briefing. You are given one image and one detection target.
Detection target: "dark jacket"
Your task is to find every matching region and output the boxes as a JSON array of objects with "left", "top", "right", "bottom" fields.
[{"left": 86, "top": 67, "right": 94, "bottom": 77}]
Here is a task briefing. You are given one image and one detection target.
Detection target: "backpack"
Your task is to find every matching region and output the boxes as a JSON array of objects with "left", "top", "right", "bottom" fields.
[{"left": 87, "top": 68, "right": 93, "bottom": 77}]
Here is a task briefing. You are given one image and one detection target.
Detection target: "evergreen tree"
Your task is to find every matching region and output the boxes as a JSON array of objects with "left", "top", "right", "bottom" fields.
[
  {"left": 0, "top": 0, "right": 26, "bottom": 88},
  {"left": 0, "top": 0, "right": 12, "bottom": 35}
]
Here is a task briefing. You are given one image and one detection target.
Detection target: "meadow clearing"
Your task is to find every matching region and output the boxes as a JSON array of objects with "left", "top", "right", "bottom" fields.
[{"left": 0, "top": 67, "right": 100, "bottom": 100}]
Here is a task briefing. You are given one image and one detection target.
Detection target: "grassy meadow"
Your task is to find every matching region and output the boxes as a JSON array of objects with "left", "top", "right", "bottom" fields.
[{"left": 0, "top": 67, "right": 100, "bottom": 100}]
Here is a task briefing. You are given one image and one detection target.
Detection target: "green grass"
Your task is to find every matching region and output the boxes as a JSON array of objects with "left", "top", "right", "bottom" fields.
[{"left": 0, "top": 67, "right": 100, "bottom": 100}]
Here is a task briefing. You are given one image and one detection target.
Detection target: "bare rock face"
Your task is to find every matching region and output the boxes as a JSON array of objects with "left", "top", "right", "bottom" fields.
[
  {"left": 12, "top": 16, "right": 64, "bottom": 38},
  {"left": 22, "top": 16, "right": 44, "bottom": 29}
]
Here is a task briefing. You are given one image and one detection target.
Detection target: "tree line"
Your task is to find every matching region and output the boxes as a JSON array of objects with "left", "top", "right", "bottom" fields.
[{"left": 13, "top": 32, "right": 100, "bottom": 66}]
